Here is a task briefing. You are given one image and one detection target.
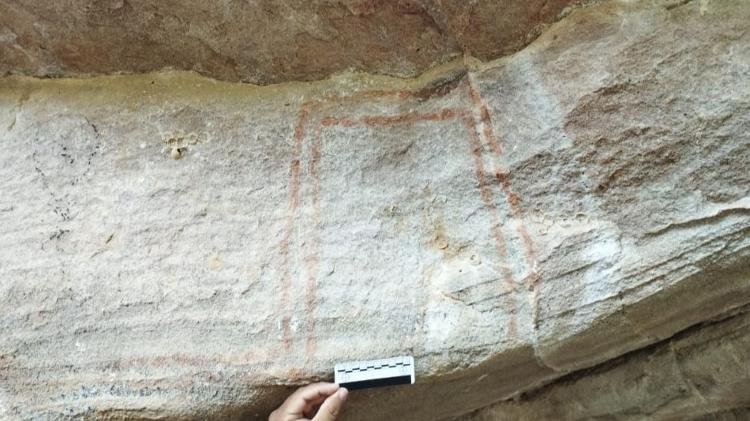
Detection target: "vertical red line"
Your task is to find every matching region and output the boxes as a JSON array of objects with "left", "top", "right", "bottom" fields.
[
  {"left": 467, "top": 77, "right": 539, "bottom": 289},
  {"left": 279, "top": 103, "right": 310, "bottom": 352},
  {"left": 462, "top": 114, "right": 518, "bottom": 337},
  {"left": 279, "top": 86, "right": 511, "bottom": 361}
]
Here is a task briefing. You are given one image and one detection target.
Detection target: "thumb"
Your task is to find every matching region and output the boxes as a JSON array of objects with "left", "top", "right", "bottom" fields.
[{"left": 313, "top": 387, "right": 348, "bottom": 421}]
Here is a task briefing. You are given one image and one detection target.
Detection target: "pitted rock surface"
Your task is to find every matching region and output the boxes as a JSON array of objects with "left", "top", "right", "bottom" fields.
[{"left": 0, "top": 0, "right": 749, "bottom": 420}]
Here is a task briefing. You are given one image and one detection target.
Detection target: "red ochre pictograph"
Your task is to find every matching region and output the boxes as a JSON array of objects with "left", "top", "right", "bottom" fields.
[{"left": 278, "top": 77, "right": 540, "bottom": 360}]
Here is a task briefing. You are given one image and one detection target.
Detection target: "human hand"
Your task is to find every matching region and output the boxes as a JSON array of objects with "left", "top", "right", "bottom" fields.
[{"left": 269, "top": 382, "right": 349, "bottom": 421}]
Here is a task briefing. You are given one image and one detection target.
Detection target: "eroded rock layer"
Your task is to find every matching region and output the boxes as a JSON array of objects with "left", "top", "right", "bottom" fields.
[
  {"left": 0, "top": 0, "right": 581, "bottom": 84},
  {"left": 0, "top": 0, "right": 748, "bottom": 420},
  {"left": 461, "top": 308, "right": 750, "bottom": 421}
]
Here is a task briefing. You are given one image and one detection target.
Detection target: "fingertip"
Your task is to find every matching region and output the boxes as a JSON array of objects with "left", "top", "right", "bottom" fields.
[
  {"left": 313, "top": 388, "right": 348, "bottom": 421},
  {"left": 298, "top": 382, "right": 339, "bottom": 405},
  {"left": 314, "top": 382, "right": 338, "bottom": 393}
]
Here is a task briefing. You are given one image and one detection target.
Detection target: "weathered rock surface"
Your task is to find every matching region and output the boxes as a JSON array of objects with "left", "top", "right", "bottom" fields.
[
  {"left": 0, "top": 0, "right": 581, "bottom": 84},
  {"left": 0, "top": 0, "right": 749, "bottom": 420},
  {"left": 460, "top": 308, "right": 750, "bottom": 421}
]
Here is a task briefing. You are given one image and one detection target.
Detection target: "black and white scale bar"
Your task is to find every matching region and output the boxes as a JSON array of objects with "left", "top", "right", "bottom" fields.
[{"left": 334, "top": 356, "right": 415, "bottom": 391}]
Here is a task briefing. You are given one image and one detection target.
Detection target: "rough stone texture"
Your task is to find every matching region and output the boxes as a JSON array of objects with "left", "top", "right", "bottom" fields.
[
  {"left": 0, "top": 0, "right": 581, "bottom": 84},
  {"left": 0, "top": 0, "right": 749, "bottom": 420},
  {"left": 460, "top": 308, "right": 750, "bottom": 421}
]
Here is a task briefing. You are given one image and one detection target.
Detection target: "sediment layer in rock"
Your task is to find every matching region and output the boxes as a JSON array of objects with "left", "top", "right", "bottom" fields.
[{"left": 0, "top": 0, "right": 581, "bottom": 84}]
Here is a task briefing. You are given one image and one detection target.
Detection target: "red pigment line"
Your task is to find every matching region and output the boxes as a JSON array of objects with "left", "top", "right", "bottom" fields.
[
  {"left": 302, "top": 90, "right": 413, "bottom": 120},
  {"left": 468, "top": 80, "right": 503, "bottom": 157},
  {"left": 320, "top": 116, "right": 338, "bottom": 127},
  {"left": 279, "top": 104, "right": 310, "bottom": 352},
  {"left": 317, "top": 107, "right": 516, "bottom": 293},
  {"left": 361, "top": 109, "right": 461, "bottom": 126},
  {"left": 321, "top": 110, "right": 466, "bottom": 128},
  {"left": 321, "top": 116, "right": 358, "bottom": 127},
  {"left": 291, "top": 88, "right": 427, "bottom": 358},
  {"left": 304, "top": 125, "right": 323, "bottom": 359},
  {"left": 294, "top": 83, "right": 504, "bottom": 349},
  {"left": 461, "top": 115, "right": 518, "bottom": 337},
  {"left": 467, "top": 77, "right": 539, "bottom": 288},
  {"left": 307, "top": 107, "right": 475, "bottom": 355}
]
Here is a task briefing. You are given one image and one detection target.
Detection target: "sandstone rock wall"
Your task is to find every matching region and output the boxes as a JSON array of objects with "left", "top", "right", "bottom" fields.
[
  {"left": 0, "top": 0, "right": 749, "bottom": 420},
  {"left": 0, "top": 0, "right": 581, "bottom": 84},
  {"left": 461, "top": 308, "right": 750, "bottom": 421}
]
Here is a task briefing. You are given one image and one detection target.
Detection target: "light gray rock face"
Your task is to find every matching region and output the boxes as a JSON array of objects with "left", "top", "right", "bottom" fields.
[{"left": 0, "top": 0, "right": 749, "bottom": 420}]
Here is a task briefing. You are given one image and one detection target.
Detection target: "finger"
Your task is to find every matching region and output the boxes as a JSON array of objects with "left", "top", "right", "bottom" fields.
[
  {"left": 301, "top": 384, "right": 338, "bottom": 419},
  {"left": 285, "top": 383, "right": 339, "bottom": 415},
  {"left": 300, "top": 383, "right": 339, "bottom": 403},
  {"left": 313, "top": 388, "right": 348, "bottom": 421}
]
